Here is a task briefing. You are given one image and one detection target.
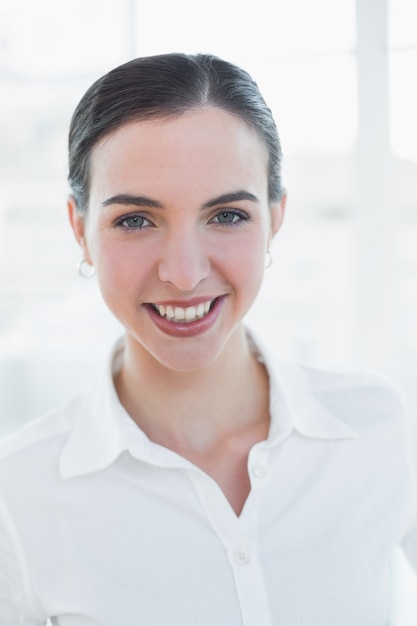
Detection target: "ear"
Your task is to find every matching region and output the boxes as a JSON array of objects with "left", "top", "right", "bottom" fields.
[
  {"left": 268, "top": 192, "right": 287, "bottom": 242},
  {"left": 67, "top": 196, "right": 92, "bottom": 264}
]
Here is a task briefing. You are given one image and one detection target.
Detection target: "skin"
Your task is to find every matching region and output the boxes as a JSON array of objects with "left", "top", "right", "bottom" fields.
[{"left": 68, "top": 107, "right": 286, "bottom": 514}]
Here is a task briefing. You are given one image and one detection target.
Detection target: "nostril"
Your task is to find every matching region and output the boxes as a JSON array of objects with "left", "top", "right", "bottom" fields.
[{"left": 157, "top": 248, "right": 210, "bottom": 290}]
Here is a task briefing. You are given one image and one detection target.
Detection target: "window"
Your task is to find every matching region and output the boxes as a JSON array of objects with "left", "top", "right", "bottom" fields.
[{"left": 1, "top": 0, "right": 416, "bottom": 432}]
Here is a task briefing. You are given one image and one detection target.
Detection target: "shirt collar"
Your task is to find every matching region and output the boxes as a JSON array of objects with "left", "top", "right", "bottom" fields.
[
  {"left": 60, "top": 332, "right": 357, "bottom": 480},
  {"left": 59, "top": 338, "right": 140, "bottom": 480},
  {"left": 248, "top": 330, "right": 357, "bottom": 444}
]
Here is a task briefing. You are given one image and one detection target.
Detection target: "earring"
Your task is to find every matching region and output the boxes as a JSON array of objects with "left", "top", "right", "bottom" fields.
[
  {"left": 78, "top": 259, "right": 96, "bottom": 278},
  {"left": 265, "top": 249, "right": 273, "bottom": 269}
]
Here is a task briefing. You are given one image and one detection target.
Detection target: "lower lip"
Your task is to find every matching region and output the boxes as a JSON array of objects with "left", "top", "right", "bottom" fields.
[{"left": 145, "top": 297, "right": 224, "bottom": 338}]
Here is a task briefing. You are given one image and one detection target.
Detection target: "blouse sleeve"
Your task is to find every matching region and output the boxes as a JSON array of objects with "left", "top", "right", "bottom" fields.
[
  {"left": 0, "top": 502, "right": 46, "bottom": 626},
  {"left": 401, "top": 395, "right": 417, "bottom": 572},
  {"left": 387, "top": 547, "right": 417, "bottom": 625}
]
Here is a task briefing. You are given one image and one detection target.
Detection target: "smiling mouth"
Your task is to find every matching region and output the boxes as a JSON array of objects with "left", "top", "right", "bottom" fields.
[{"left": 151, "top": 299, "right": 216, "bottom": 323}]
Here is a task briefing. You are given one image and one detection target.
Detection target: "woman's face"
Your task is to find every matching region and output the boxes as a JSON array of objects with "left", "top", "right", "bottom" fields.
[{"left": 69, "top": 107, "right": 285, "bottom": 371}]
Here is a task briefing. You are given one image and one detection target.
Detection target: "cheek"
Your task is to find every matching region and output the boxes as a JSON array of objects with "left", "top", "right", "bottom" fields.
[
  {"left": 218, "top": 234, "right": 266, "bottom": 291},
  {"left": 93, "top": 239, "right": 151, "bottom": 298}
]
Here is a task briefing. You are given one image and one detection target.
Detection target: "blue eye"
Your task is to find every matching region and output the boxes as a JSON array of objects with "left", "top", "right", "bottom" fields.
[
  {"left": 124, "top": 216, "right": 145, "bottom": 228},
  {"left": 212, "top": 209, "right": 249, "bottom": 225},
  {"left": 115, "top": 214, "right": 150, "bottom": 230}
]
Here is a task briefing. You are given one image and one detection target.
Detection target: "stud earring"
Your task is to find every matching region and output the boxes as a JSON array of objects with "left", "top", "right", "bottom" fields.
[
  {"left": 265, "top": 249, "right": 273, "bottom": 269},
  {"left": 78, "top": 259, "right": 96, "bottom": 278}
]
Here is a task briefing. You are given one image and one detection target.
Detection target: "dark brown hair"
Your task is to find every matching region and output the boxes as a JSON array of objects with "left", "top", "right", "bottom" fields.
[{"left": 68, "top": 53, "right": 283, "bottom": 211}]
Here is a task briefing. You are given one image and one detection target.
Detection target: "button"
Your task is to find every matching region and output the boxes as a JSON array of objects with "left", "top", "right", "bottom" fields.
[
  {"left": 252, "top": 464, "right": 268, "bottom": 478},
  {"left": 233, "top": 548, "right": 250, "bottom": 565}
]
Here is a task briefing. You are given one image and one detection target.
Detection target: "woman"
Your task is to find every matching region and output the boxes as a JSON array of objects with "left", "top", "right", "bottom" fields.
[{"left": 0, "top": 53, "right": 416, "bottom": 625}]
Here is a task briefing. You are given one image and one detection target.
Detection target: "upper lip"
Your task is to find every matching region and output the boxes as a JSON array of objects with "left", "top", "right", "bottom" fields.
[{"left": 147, "top": 296, "right": 220, "bottom": 307}]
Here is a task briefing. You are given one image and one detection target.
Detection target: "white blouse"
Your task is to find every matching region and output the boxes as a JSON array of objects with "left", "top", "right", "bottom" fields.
[{"left": 0, "top": 334, "right": 416, "bottom": 625}]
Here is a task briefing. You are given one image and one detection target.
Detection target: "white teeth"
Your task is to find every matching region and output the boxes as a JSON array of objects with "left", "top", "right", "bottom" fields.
[
  {"left": 174, "top": 307, "right": 185, "bottom": 320},
  {"left": 185, "top": 307, "right": 196, "bottom": 321},
  {"left": 154, "top": 299, "right": 214, "bottom": 323}
]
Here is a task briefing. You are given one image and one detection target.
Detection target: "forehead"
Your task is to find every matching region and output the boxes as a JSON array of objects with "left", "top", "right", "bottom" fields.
[{"left": 89, "top": 107, "right": 269, "bottom": 201}]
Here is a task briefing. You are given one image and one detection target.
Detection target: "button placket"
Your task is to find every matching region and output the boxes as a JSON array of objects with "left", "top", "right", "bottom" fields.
[
  {"left": 252, "top": 463, "right": 268, "bottom": 478},
  {"left": 233, "top": 547, "right": 250, "bottom": 566},
  {"left": 188, "top": 468, "right": 273, "bottom": 625},
  {"left": 250, "top": 447, "right": 269, "bottom": 482}
]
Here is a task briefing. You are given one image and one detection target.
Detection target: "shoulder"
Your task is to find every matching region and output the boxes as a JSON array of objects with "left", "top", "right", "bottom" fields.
[
  {"left": 251, "top": 328, "right": 409, "bottom": 433},
  {"left": 297, "top": 361, "right": 408, "bottom": 430},
  {"left": 0, "top": 394, "right": 84, "bottom": 458},
  {"left": 263, "top": 341, "right": 410, "bottom": 442},
  {"left": 298, "top": 360, "right": 401, "bottom": 394},
  {"left": 0, "top": 394, "right": 83, "bottom": 491}
]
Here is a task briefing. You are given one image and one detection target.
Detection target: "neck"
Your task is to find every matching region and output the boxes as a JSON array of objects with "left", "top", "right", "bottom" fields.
[{"left": 114, "top": 326, "right": 270, "bottom": 453}]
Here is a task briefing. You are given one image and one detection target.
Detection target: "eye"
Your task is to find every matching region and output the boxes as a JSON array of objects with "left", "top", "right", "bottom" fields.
[
  {"left": 210, "top": 209, "right": 249, "bottom": 226},
  {"left": 115, "top": 214, "right": 151, "bottom": 230}
]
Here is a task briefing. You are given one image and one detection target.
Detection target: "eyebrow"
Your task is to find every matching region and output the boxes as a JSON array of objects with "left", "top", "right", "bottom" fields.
[
  {"left": 101, "top": 189, "right": 260, "bottom": 210},
  {"left": 102, "top": 194, "right": 163, "bottom": 209},
  {"left": 201, "top": 190, "right": 260, "bottom": 209}
]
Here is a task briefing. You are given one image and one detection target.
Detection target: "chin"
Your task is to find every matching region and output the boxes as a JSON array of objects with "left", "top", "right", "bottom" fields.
[
  {"left": 125, "top": 321, "right": 245, "bottom": 374},
  {"left": 147, "top": 341, "right": 226, "bottom": 373}
]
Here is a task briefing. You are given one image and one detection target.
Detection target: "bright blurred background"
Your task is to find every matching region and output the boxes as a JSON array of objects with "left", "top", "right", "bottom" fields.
[{"left": 0, "top": 0, "right": 416, "bottom": 436}]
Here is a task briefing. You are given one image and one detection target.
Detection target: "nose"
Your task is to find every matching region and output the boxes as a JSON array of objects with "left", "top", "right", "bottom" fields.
[{"left": 157, "top": 230, "right": 211, "bottom": 292}]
